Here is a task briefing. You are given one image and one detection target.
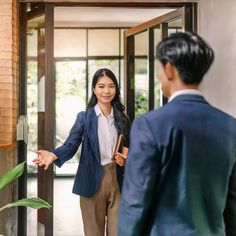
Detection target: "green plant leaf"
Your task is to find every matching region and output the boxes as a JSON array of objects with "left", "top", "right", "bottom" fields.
[
  {"left": 0, "top": 197, "right": 51, "bottom": 212},
  {"left": 0, "top": 161, "right": 26, "bottom": 191}
]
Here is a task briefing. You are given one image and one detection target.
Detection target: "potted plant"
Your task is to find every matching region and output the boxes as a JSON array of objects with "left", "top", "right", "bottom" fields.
[{"left": 0, "top": 161, "right": 51, "bottom": 235}]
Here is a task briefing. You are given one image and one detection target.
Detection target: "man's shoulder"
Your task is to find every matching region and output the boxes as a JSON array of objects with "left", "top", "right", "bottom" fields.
[
  {"left": 212, "top": 105, "right": 236, "bottom": 122},
  {"left": 133, "top": 106, "right": 171, "bottom": 129},
  {"left": 140, "top": 103, "right": 175, "bottom": 120}
]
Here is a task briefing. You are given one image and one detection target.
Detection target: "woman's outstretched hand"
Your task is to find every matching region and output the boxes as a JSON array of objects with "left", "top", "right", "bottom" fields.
[{"left": 33, "top": 150, "right": 58, "bottom": 170}]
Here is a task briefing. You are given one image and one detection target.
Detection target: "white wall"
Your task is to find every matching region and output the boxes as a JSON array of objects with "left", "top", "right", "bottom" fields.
[{"left": 198, "top": 0, "right": 236, "bottom": 118}]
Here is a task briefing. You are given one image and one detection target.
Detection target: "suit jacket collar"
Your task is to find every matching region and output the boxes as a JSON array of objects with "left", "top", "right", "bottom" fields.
[
  {"left": 85, "top": 107, "right": 100, "bottom": 163},
  {"left": 170, "top": 94, "right": 209, "bottom": 104},
  {"left": 168, "top": 89, "right": 203, "bottom": 102}
]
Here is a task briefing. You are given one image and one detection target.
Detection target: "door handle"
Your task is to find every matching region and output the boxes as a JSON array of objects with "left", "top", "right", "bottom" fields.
[{"left": 16, "top": 115, "right": 28, "bottom": 144}]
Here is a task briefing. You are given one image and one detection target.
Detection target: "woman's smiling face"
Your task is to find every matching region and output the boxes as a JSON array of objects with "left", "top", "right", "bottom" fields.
[{"left": 93, "top": 75, "right": 116, "bottom": 106}]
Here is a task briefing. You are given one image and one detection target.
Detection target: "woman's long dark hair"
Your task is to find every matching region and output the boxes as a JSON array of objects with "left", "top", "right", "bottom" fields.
[{"left": 87, "top": 68, "right": 130, "bottom": 142}]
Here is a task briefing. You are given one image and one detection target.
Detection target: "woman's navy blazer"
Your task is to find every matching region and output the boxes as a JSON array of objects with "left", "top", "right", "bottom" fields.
[{"left": 53, "top": 107, "right": 128, "bottom": 197}]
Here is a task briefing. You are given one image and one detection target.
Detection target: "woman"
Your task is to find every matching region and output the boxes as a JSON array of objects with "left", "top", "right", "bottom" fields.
[{"left": 33, "top": 68, "right": 130, "bottom": 236}]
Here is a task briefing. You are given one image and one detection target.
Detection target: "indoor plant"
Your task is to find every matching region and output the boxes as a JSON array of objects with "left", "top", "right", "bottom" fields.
[{"left": 0, "top": 161, "right": 51, "bottom": 212}]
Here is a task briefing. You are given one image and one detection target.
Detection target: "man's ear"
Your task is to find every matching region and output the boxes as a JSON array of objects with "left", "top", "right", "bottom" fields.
[{"left": 163, "top": 62, "right": 175, "bottom": 81}]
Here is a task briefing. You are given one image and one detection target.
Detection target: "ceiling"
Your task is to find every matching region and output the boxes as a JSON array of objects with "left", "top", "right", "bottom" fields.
[{"left": 54, "top": 7, "right": 176, "bottom": 27}]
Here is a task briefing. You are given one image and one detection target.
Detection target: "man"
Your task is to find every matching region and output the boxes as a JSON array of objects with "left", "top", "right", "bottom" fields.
[{"left": 118, "top": 32, "right": 236, "bottom": 236}]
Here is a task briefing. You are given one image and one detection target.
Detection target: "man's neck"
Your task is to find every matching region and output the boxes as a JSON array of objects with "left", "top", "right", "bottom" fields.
[
  {"left": 170, "top": 83, "right": 199, "bottom": 96},
  {"left": 168, "top": 89, "right": 202, "bottom": 102}
]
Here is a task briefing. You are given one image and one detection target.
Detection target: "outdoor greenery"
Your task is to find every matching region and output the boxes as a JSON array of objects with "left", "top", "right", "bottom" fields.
[
  {"left": 135, "top": 59, "right": 149, "bottom": 117},
  {"left": 135, "top": 90, "right": 148, "bottom": 117},
  {"left": 27, "top": 60, "right": 38, "bottom": 153}
]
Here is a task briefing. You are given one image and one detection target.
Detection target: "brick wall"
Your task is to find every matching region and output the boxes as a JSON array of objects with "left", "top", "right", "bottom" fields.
[
  {"left": 0, "top": 0, "right": 18, "bottom": 147},
  {"left": 0, "top": 0, "right": 18, "bottom": 235}
]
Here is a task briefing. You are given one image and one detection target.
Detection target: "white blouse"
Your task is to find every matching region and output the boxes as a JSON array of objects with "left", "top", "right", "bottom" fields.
[{"left": 94, "top": 104, "right": 118, "bottom": 166}]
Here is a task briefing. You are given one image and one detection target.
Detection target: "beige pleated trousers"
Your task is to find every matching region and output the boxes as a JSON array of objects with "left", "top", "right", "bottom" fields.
[{"left": 80, "top": 162, "right": 121, "bottom": 236}]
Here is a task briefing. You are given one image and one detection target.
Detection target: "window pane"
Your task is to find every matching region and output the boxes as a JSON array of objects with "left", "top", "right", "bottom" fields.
[
  {"left": 54, "top": 29, "right": 87, "bottom": 57},
  {"left": 27, "top": 60, "right": 38, "bottom": 173},
  {"left": 88, "top": 29, "right": 119, "bottom": 56},
  {"left": 154, "top": 27, "right": 162, "bottom": 108},
  {"left": 168, "top": 17, "right": 183, "bottom": 35},
  {"left": 119, "top": 59, "right": 124, "bottom": 103},
  {"left": 135, "top": 31, "right": 148, "bottom": 117},
  {"left": 55, "top": 61, "right": 86, "bottom": 175},
  {"left": 135, "top": 31, "right": 148, "bottom": 56},
  {"left": 135, "top": 59, "right": 148, "bottom": 117},
  {"left": 27, "top": 29, "right": 37, "bottom": 57}
]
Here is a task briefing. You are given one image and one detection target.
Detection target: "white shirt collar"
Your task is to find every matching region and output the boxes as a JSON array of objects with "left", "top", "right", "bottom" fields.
[
  {"left": 94, "top": 104, "right": 114, "bottom": 118},
  {"left": 168, "top": 89, "right": 203, "bottom": 102}
]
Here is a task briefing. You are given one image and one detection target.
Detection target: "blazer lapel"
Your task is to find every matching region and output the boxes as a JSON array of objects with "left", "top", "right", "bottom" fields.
[{"left": 85, "top": 108, "right": 101, "bottom": 163}]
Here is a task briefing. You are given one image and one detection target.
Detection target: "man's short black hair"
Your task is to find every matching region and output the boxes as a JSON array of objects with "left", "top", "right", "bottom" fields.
[{"left": 156, "top": 31, "right": 214, "bottom": 85}]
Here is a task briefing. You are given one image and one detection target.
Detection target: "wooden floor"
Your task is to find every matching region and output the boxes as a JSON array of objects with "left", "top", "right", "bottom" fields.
[{"left": 27, "top": 177, "right": 84, "bottom": 236}]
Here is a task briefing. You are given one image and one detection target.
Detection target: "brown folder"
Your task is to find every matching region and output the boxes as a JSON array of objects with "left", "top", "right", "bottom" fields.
[{"left": 114, "top": 134, "right": 122, "bottom": 155}]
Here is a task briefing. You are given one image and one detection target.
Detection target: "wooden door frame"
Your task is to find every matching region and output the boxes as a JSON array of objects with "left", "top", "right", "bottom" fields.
[
  {"left": 124, "top": 5, "right": 197, "bottom": 121},
  {"left": 19, "top": 3, "right": 55, "bottom": 235}
]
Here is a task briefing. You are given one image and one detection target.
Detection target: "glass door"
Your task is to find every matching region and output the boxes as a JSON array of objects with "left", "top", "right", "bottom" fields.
[
  {"left": 54, "top": 60, "right": 86, "bottom": 175},
  {"left": 19, "top": 3, "right": 54, "bottom": 235},
  {"left": 124, "top": 6, "right": 196, "bottom": 121},
  {"left": 26, "top": 13, "right": 45, "bottom": 236}
]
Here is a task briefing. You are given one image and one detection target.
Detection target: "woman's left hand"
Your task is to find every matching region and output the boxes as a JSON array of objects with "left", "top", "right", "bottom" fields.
[{"left": 114, "top": 152, "right": 126, "bottom": 166}]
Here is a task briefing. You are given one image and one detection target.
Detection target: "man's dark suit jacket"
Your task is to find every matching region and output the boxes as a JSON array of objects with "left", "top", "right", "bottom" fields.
[
  {"left": 53, "top": 107, "right": 129, "bottom": 197},
  {"left": 118, "top": 94, "right": 236, "bottom": 236}
]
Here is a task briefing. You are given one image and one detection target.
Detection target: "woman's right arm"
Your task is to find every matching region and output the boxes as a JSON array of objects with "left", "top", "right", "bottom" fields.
[
  {"left": 53, "top": 111, "right": 86, "bottom": 167},
  {"left": 33, "top": 111, "right": 86, "bottom": 169}
]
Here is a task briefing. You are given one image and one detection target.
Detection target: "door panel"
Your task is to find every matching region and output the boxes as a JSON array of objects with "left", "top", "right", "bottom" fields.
[
  {"left": 22, "top": 3, "right": 54, "bottom": 235},
  {"left": 124, "top": 7, "right": 195, "bottom": 121},
  {"left": 134, "top": 30, "right": 149, "bottom": 117},
  {"left": 26, "top": 15, "right": 44, "bottom": 235}
]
